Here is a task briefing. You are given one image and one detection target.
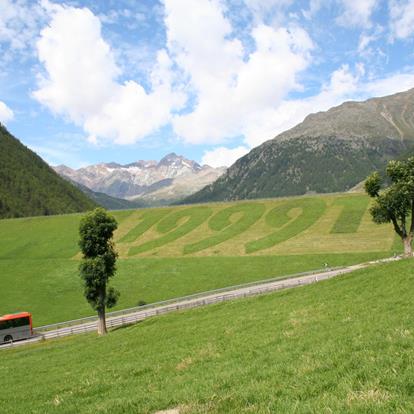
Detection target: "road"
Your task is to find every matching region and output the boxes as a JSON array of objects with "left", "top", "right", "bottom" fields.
[{"left": 0, "top": 257, "right": 399, "bottom": 350}]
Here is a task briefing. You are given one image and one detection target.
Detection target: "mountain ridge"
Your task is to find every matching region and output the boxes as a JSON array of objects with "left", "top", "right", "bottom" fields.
[
  {"left": 183, "top": 88, "right": 414, "bottom": 203},
  {"left": 0, "top": 124, "right": 96, "bottom": 218},
  {"left": 54, "top": 153, "right": 225, "bottom": 205},
  {"left": 278, "top": 88, "right": 414, "bottom": 142},
  {"left": 59, "top": 176, "right": 146, "bottom": 210}
]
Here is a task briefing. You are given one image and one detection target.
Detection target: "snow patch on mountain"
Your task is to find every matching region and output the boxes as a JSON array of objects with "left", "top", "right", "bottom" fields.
[{"left": 54, "top": 153, "right": 225, "bottom": 203}]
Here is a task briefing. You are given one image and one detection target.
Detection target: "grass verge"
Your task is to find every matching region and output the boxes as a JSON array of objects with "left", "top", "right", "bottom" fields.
[
  {"left": 1, "top": 259, "right": 413, "bottom": 413},
  {"left": 0, "top": 252, "right": 389, "bottom": 326}
]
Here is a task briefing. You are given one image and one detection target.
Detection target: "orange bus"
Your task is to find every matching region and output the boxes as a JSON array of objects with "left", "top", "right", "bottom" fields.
[{"left": 0, "top": 312, "right": 33, "bottom": 344}]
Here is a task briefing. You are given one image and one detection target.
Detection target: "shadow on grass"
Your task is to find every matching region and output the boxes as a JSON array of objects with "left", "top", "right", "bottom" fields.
[{"left": 109, "top": 320, "right": 145, "bottom": 333}]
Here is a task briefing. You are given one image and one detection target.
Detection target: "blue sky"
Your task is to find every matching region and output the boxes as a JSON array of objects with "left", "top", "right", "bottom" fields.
[{"left": 1, "top": 0, "right": 414, "bottom": 168}]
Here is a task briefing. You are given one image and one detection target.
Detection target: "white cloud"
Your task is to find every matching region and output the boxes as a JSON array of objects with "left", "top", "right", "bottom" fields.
[
  {"left": 389, "top": 0, "right": 414, "bottom": 39},
  {"left": 164, "top": 0, "right": 243, "bottom": 96},
  {"left": 208, "top": 65, "right": 414, "bottom": 167},
  {"left": 25, "top": 0, "right": 414, "bottom": 170},
  {"left": 358, "top": 33, "right": 377, "bottom": 53},
  {"left": 363, "top": 72, "right": 414, "bottom": 96},
  {"left": 243, "top": 64, "right": 362, "bottom": 147},
  {"left": 244, "top": 65, "right": 414, "bottom": 148},
  {"left": 336, "top": 0, "right": 378, "bottom": 27},
  {"left": 243, "top": 0, "right": 294, "bottom": 22},
  {"left": 0, "top": 0, "right": 45, "bottom": 51},
  {"left": 201, "top": 145, "right": 249, "bottom": 167},
  {"left": 302, "top": 0, "right": 323, "bottom": 19},
  {"left": 243, "top": 0, "right": 293, "bottom": 12},
  {"left": 303, "top": 0, "right": 378, "bottom": 27},
  {"left": 0, "top": 100, "right": 13, "bottom": 123},
  {"left": 28, "top": 144, "right": 86, "bottom": 168},
  {"left": 34, "top": 0, "right": 314, "bottom": 150},
  {"left": 33, "top": 3, "right": 184, "bottom": 145},
  {"left": 164, "top": 0, "right": 313, "bottom": 145}
]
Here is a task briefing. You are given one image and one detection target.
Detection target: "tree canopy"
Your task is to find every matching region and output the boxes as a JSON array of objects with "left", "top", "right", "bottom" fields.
[
  {"left": 365, "top": 157, "right": 414, "bottom": 256},
  {"left": 0, "top": 124, "right": 96, "bottom": 218},
  {"left": 79, "top": 208, "right": 119, "bottom": 334}
]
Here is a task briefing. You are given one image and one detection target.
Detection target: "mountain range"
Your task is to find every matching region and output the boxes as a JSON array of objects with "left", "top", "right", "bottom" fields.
[
  {"left": 54, "top": 154, "right": 226, "bottom": 205},
  {"left": 65, "top": 179, "right": 145, "bottom": 210},
  {"left": 184, "top": 88, "right": 414, "bottom": 203},
  {"left": 3, "top": 87, "right": 414, "bottom": 219}
]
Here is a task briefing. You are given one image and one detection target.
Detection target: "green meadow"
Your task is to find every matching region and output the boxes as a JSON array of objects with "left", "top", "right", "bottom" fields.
[
  {"left": 1, "top": 259, "right": 413, "bottom": 413},
  {"left": 0, "top": 193, "right": 400, "bottom": 325}
]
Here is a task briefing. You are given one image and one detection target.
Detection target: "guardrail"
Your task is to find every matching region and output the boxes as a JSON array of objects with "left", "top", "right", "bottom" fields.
[
  {"left": 1, "top": 256, "right": 401, "bottom": 349},
  {"left": 33, "top": 266, "right": 341, "bottom": 335},
  {"left": 32, "top": 265, "right": 359, "bottom": 342}
]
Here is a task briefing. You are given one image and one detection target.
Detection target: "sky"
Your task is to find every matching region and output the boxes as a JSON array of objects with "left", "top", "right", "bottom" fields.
[{"left": 1, "top": 0, "right": 414, "bottom": 169}]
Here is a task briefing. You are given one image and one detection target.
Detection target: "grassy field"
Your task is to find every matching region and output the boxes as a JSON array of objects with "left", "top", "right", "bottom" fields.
[
  {"left": 1, "top": 259, "right": 413, "bottom": 413},
  {"left": 0, "top": 193, "right": 400, "bottom": 325}
]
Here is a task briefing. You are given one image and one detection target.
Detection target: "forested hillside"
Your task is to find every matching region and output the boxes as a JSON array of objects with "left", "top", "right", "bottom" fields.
[
  {"left": 67, "top": 179, "right": 146, "bottom": 210},
  {"left": 0, "top": 124, "right": 96, "bottom": 218},
  {"left": 185, "top": 136, "right": 406, "bottom": 202},
  {"left": 185, "top": 88, "right": 414, "bottom": 203}
]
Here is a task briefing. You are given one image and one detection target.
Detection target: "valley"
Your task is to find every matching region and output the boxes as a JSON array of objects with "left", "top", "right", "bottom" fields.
[
  {"left": 2, "top": 2, "right": 414, "bottom": 413},
  {"left": 186, "top": 88, "right": 414, "bottom": 203},
  {"left": 0, "top": 193, "right": 398, "bottom": 325}
]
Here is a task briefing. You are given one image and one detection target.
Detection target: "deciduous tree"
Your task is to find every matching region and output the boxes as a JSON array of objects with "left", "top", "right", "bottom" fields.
[
  {"left": 365, "top": 158, "right": 414, "bottom": 256},
  {"left": 79, "top": 208, "right": 119, "bottom": 335}
]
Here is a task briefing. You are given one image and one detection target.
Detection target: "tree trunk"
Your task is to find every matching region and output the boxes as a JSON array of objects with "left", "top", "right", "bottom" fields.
[
  {"left": 403, "top": 235, "right": 413, "bottom": 257},
  {"left": 97, "top": 306, "right": 107, "bottom": 335}
]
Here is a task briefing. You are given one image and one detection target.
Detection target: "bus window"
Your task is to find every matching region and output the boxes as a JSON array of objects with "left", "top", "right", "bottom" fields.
[
  {"left": 0, "top": 313, "right": 32, "bottom": 344},
  {"left": 12, "top": 317, "right": 30, "bottom": 328},
  {"left": 0, "top": 320, "right": 12, "bottom": 330}
]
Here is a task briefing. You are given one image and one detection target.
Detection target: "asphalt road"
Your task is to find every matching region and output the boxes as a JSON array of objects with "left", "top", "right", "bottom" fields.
[{"left": 0, "top": 256, "right": 399, "bottom": 350}]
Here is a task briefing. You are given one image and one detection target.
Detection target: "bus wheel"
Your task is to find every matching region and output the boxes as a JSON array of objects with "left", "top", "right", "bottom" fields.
[{"left": 4, "top": 335, "right": 13, "bottom": 343}]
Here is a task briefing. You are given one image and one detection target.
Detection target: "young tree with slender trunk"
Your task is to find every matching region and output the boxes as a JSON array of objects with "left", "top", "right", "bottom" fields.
[
  {"left": 365, "top": 157, "right": 414, "bottom": 257},
  {"left": 79, "top": 208, "right": 119, "bottom": 335}
]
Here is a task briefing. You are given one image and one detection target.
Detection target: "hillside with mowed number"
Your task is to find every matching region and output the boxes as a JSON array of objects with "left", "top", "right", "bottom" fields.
[{"left": 0, "top": 193, "right": 399, "bottom": 325}]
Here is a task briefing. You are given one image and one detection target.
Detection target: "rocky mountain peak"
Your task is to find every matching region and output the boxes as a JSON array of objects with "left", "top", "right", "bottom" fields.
[
  {"left": 104, "top": 162, "right": 123, "bottom": 169},
  {"left": 53, "top": 153, "right": 224, "bottom": 202},
  {"left": 158, "top": 152, "right": 202, "bottom": 171},
  {"left": 54, "top": 164, "right": 74, "bottom": 175}
]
